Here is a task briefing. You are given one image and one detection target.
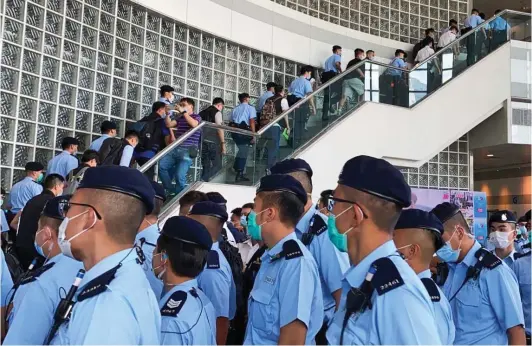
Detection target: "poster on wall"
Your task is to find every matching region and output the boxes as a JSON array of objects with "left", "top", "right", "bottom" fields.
[{"left": 473, "top": 192, "right": 488, "bottom": 245}]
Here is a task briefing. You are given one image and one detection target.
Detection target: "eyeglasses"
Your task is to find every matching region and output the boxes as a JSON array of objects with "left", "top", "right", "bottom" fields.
[
  {"left": 327, "top": 195, "right": 368, "bottom": 218},
  {"left": 60, "top": 202, "right": 102, "bottom": 220}
]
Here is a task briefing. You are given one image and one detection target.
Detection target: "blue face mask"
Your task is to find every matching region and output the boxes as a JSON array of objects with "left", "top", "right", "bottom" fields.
[
  {"left": 327, "top": 206, "right": 353, "bottom": 253},
  {"left": 240, "top": 215, "right": 248, "bottom": 228},
  {"left": 34, "top": 229, "right": 52, "bottom": 260},
  {"left": 36, "top": 172, "right": 44, "bottom": 184},
  {"left": 247, "top": 210, "right": 266, "bottom": 241},
  {"left": 436, "top": 229, "right": 461, "bottom": 263}
]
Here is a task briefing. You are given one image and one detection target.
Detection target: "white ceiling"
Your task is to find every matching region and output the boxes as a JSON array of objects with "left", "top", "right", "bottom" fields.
[{"left": 473, "top": 143, "right": 531, "bottom": 171}]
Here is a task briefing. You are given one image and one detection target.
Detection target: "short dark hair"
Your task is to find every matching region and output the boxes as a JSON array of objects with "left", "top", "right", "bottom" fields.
[
  {"left": 81, "top": 149, "right": 99, "bottom": 164},
  {"left": 425, "top": 28, "right": 435, "bottom": 36},
  {"left": 395, "top": 49, "right": 405, "bottom": 56},
  {"left": 366, "top": 50, "right": 375, "bottom": 55},
  {"left": 38, "top": 215, "right": 62, "bottom": 234},
  {"left": 421, "top": 37, "right": 434, "bottom": 48},
  {"left": 238, "top": 93, "right": 250, "bottom": 103},
  {"left": 494, "top": 9, "right": 501, "bottom": 14},
  {"left": 152, "top": 101, "right": 166, "bottom": 113},
  {"left": 179, "top": 191, "right": 208, "bottom": 207},
  {"left": 332, "top": 45, "right": 342, "bottom": 52},
  {"left": 479, "top": 12, "right": 485, "bottom": 20},
  {"left": 242, "top": 202, "right": 255, "bottom": 210},
  {"left": 354, "top": 48, "right": 365, "bottom": 56},
  {"left": 449, "top": 19, "right": 457, "bottom": 25},
  {"left": 450, "top": 25, "right": 459, "bottom": 32},
  {"left": 152, "top": 198, "right": 164, "bottom": 217},
  {"left": 319, "top": 189, "right": 333, "bottom": 207},
  {"left": 206, "top": 191, "right": 227, "bottom": 206},
  {"left": 445, "top": 211, "right": 472, "bottom": 234},
  {"left": 179, "top": 97, "right": 195, "bottom": 109},
  {"left": 266, "top": 82, "right": 277, "bottom": 90},
  {"left": 231, "top": 208, "right": 242, "bottom": 217},
  {"left": 351, "top": 189, "right": 402, "bottom": 231},
  {"left": 160, "top": 85, "right": 174, "bottom": 96},
  {"left": 124, "top": 130, "right": 139, "bottom": 140},
  {"left": 212, "top": 97, "right": 224, "bottom": 106},
  {"left": 300, "top": 65, "right": 313, "bottom": 75},
  {"left": 274, "top": 85, "right": 284, "bottom": 94},
  {"left": 471, "top": 8, "right": 479, "bottom": 14},
  {"left": 260, "top": 191, "right": 305, "bottom": 228},
  {"left": 100, "top": 120, "right": 117, "bottom": 134},
  {"left": 43, "top": 174, "right": 65, "bottom": 190},
  {"left": 157, "top": 234, "right": 209, "bottom": 278}
]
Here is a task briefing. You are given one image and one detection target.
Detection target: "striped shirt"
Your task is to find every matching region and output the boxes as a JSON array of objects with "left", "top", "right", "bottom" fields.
[{"left": 174, "top": 114, "right": 202, "bottom": 147}]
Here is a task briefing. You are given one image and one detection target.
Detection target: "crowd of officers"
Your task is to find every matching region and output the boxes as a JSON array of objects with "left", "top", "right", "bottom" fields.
[{"left": 0, "top": 154, "right": 530, "bottom": 345}]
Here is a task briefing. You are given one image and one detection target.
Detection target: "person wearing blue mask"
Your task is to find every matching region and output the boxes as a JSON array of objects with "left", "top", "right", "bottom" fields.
[
  {"left": 152, "top": 216, "right": 217, "bottom": 345},
  {"left": 5, "top": 161, "right": 44, "bottom": 226},
  {"left": 48, "top": 166, "right": 160, "bottom": 344},
  {"left": 46, "top": 137, "right": 79, "bottom": 179},
  {"left": 488, "top": 210, "right": 521, "bottom": 270},
  {"left": 244, "top": 174, "right": 323, "bottom": 344},
  {"left": 518, "top": 216, "right": 531, "bottom": 254},
  {"left": 135, "top": 180, "right": 165, "bottom": 299},
  {"left": 431, "top": 202, "right": 525, "bottom": 345},
  {"left": 4, "top": 195, "right": 84, "bottom": 345},
  {"left": 325, "top": 155, "right": 440, "bottom": 345},
  {"left": 269, "top": 159, "right": 349, "bottom": 343},
  {"left": 188, "top": 201, "right": 236, "bottom": 345},
  {"left": 393, "top": 209, "right": 456, "bottom": 345}
]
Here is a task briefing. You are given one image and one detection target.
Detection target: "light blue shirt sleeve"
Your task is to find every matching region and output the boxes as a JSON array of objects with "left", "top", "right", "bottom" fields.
[
  {"left": 247, "top": 105, "right": 257, "bottom": 120},
  {"left": 392, "top": 58, "right": 406, "bottom": 68},
  {"left": 66, "top": 157, "right": 78, "bottom": 177},
  {"left": 119, "top": 145, "right": 134, "bottom": 167},
  {"left": 304, "top": 80, "right": 312, "bottom": 94},
  {"left": 1, "top": 252, "right": 13, "bottom": 307},
  {"left": 334, "top": 55, "right": 341, "bottom": 65},
  {"left": 198, "top": 266, "right": 232, "bottom": 318}
]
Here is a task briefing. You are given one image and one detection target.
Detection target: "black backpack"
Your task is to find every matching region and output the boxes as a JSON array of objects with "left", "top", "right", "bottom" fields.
[
  {"left": 98, "top": 137, "right": 128, "bottom": 166},
  {"left": 128, "top": 115, "right": 161, "bottom": 153}
]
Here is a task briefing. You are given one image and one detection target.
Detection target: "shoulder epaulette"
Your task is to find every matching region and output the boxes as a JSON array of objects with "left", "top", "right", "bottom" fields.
[
  {"left": 270, "top": 239, "right": 303, "bottom": 262},
  {"left": 77, "top": 264, "right": 120, "bottom": 302},
  {"left": 301, "top": 214, "right": 328, "bottom": 246},
  {"left": 371, "top": 257, "right": 405, "bottom": 295},
  {"left": 420, "top": 278, "right": 441, "bottom": 302},
  {"left": 160, "top": 290, "right": 187, "bottom": 317},
  {"left": 515, "top": 251, "right": 532, "bottom": 260},
  {"left": 523, "top": 243, "right": 531, "bottom": 249},
  {"left": 206, "top": 250, "right": 220, "bottom": 269},
  {"left": 475, "top": 248, "right": 502, "bottom": 269},
  {"left": 20, "top": 262, "right": 55, "bottom": 286}
]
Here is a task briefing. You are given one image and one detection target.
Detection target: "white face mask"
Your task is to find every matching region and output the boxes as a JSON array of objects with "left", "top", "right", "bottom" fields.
[
  {"left": 58, "top": 210, "right": 96, "bottom": 260},
  {"left": 489, "top": 231, "right": 513, "bottom": 249}
]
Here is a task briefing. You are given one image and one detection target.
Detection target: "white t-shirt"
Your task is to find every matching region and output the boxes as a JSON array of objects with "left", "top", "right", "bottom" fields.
[
  {"left": 415, "top": 46, "right": 435, "bottom": 62},
  {"left": 438, "top": 31, "right": 457, "bottom": 48},
  {"left": 214, "top": 111, "right": 223, "bottom": 125}
]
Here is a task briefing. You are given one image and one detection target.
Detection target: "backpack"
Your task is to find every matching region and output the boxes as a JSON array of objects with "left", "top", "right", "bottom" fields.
[
  {"left": 128, "top": 116, "right": 160, "bottom": 153},
  {"left": 63, "top": 166, "right": 89, "bottom": 195},
  {"left": 3, "top": 246, "right": 24, "bottom": 284},
  {"left": 98, "top": 137, "right": 128, "bottom": 166},
  {"left": 260, "top": 96, "right": 282, "bottom": 128}
]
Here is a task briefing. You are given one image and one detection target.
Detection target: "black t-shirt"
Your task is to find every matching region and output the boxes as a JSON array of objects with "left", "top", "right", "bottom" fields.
[{"left": 346, "top": 58, "right": 365, "bottom": 80}]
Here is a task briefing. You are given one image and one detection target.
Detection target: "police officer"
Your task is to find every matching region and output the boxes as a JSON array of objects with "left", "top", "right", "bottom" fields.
[
  {"left": 487, "top": 210, "right": 520, "bottom": 270},
  {"left": 4, "top": 195, "right": 84, "bottom": 344},
  {"left": 46, "top": 137, "right": 79, "bottom": 179},
  {"left": 135, "top": 180, "right": 165, "bottom": 298},
  {"left": 432, "top": 202, "right": 525, "bottom": 344},
  {"left": 6, "top": 161, "right": 44, "bottom": 223},
  {"left": 513, "top": 247, "right": 531, "bottom": 344},
  {"left": 187, "top": 201, "right": 236, "bottom": 345},
  {"left": 49, "top": 166, "right": 160, "bottom": 344},
  {"left": 326, "top": 155, "right": 440, "bottom": 344},
  {"left": 269, "top": 159, "right": 348, "bottom": 342},
  {"left": 153, "top": 216, "right": 216, "bottom": 345},
  {"left": 393, "top": 209, "right": 455, "bottom": 344},
  {"left": 244, "top": 174, "right": 323, "bottom": 344}
]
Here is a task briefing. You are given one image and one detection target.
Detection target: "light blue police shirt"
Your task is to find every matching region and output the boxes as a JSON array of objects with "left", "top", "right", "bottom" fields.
[
  {"left": 160, "top": 279, "right": 217, "bottom": 345},
  {"left": 326, "top": 240, "right": 441, "bottom": 344},
  {"left": 231, "top": 103, "right": 256, "bottom": 127},
  {"left": 494, "top": 249, "right": 518, "bottom": 271},
  {"left": 47, "top": 151, "right": 78, "bottom": 179},
  {"left": 135, "top": 223, "right": 163, "bottom": 299},
  {"left": 4, "top": 254, "right": 83, "bottom": 345},
  {"left": 197, "top": 241, "right": 237, "bottom": 320},
  {"left": 388, "top": 57, "right": 406, "bottom": 76},
  {"left": 515, "top": 239, "right": 525, "bottom": 254},
  {"left": 88, "top": 134, "right": 112, "bottom": 151},
  {"left": 8, "top": 177, "right": 43, "bottom": 213},
  {"left": 443, "top": 241, "right": 524, "bottom": 345},
  {"left": 244, "top": 232, "right": 323, "bottom": 345},
  {"left": 50, "top": 249, "right": 161, "bottom": 344},
  {"left": 513, "top": 253, "right": 531, "bottom": 335},
  {"left": 288, "top": 77, "right": 313, "bottom": 99},
  {"left": 418, "top": 269, "right": 456, "bottom": 345},
  {"left": 324, "top": 54, "right": 341, "bottom": 73},
  {"left": 490, "top": 17, "right": 509, "bottom": 31},
  {"left": 464, "top": 14, "right": 483, "bottom": 28},
  {"left": 295, "top": 208, "right": 349, "bottom": 323},
  {"left": 1, "top": 251, "right": 13, "bottom": 307},
  {"left": 119, "top": 145, "right": 134, "bottom": 167},
  {"left": 256, "top": 91, "right": 274, "bottom": 112}
]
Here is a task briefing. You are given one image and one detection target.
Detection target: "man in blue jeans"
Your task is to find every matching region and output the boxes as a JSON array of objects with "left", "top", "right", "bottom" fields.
[
  {"left": 230, "top": 93, "right": 256, "bottom": 182},
  {"left": 159, "top": 97, "right": 202, "bottom": 195}
]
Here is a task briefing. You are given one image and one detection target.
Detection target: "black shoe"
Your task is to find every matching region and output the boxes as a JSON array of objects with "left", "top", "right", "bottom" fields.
[{"left": 237, "top": 175, "right": 250, "bottom": 182}]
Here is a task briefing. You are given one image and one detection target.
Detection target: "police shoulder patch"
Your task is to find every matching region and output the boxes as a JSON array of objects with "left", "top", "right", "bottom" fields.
[
  {"left": 475, "top": 248, "right": 502, "bottom": 269},
  {"left": 420, "top": 278, "right": 441, "bottom": 302},
  {"left": 20, "top": 262, "right": 56, "bottom": 286},
  {"left": 310, "top": 214, "right": 327, "bottom": 236},
  {"left": 515, "top": 251, "right": 532, "bottom": 260},
  {"left": 160, "top": 290, "right": 187, "bottom": 317},
  {"left": 371, "top": 257, "right": 405, "bottom": 296},
  {"left": 282, "top": 239, "right": 303, "bottom": 260},
  {"left": 77, "top": 264, "right": 120, "bottom": 302},
  {"left": 207, "top": 250, "right": 220, "bottom": 269}
]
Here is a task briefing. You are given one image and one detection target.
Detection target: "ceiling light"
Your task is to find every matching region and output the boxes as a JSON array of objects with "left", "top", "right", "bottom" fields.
[{"left": 486, "top": 154, "right": 494, "bottom": 157}]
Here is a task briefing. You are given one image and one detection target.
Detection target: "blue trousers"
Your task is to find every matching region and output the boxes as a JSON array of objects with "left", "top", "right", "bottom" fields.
[
  {"left": 231, "top": 133, "right": 250, "bottom": 172},
  {"left": 266, "top": 126, "right": 281, "bottom": 169},
  {"left": 158, "top": 146, "right": 193, "bottom": 194}
]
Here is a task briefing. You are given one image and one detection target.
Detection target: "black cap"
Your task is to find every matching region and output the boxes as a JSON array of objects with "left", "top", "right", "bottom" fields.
[
  {"left": 518, "top": 216, "right": 527, "bottom": 223},
  {"left": 395, "top": 209, "right": 444, "bottom": 249},
  {"left": 270, "top": 158, "right": 313, "bottom": 179},
  {"left": 42, "top": 195, "right": 72, "bottom": 220},
  {"left": 61, "top": 137, "right": 79, "bottom": 147},
  {"left": 25, "top": 161, "right": 44, "bottom": 172},
  {"left": 161, "top": 216, "right": 213, "bottom": 250},
  {"left": 189, "top": 201, "right": 228, "bottom": 222},
  {"left": 338, "top": 155, "right": 411, "bottom": 208},
  {"left": 431, "top": 202, "right": 460, "bottom": 224},
  {"left": 150, "top": 181, "right": 166, "bottom": 202},
  {"left": 489, "top": 210, "right": 517, "bottom": 225},
  {"left": 257, "top": 174, "right": 308, "bottom": 205},
  {"left": 526, "top": 210, "right": 531, "bottom": 222},
  {"left": 79, "top": 166, "right": 155, "bottom": 213},
  {"left": 100, "top": 120, "right": 117, "bottom": 133}
]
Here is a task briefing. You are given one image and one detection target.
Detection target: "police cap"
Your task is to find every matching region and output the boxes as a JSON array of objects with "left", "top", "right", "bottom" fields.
[
  {"left": 24, "top": 161, "right": 44, "bottom": 172},
  {"left": 431, "top": 202, "right": 460, "bottom": 224},
  {"left": 78, "top": 166, "right": 155, "bottom": 213},
  {"left": 150, "top": 181, "right": 166, "bottom": 202},
  {"left": 206, "top": 192, "right": 227, "bottom": 206},
  {"left": 257, "top": 174, "right": 307, "bottom": 205},
  {"left": 189, "top": 201, "right": 228, "bottom": 222},
  {"left": 161, "top": 216, "right": 212, "bottom": 250},
  {"left": 269, "top": 158, "right": 313, "bottom": 179},
  {"left": 338, "top": 155, "right": 411, "bottom": 208},
  {"left": 489, "top": 210, "right": 517, "bottom": 225},
  {"left": 395, "top": 209, "right": 444, "bottom": 249},
  {"left": 42, "top": 195, "right": 72, "bottom": 220}
]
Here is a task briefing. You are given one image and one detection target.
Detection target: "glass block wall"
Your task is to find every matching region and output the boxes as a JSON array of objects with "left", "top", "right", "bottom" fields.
[
  {"left": 0, "top": 0, "right": 301, "bottom": 190},
  {"left": 272, "top": 0, "right": 469, "bottom": 44}
]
